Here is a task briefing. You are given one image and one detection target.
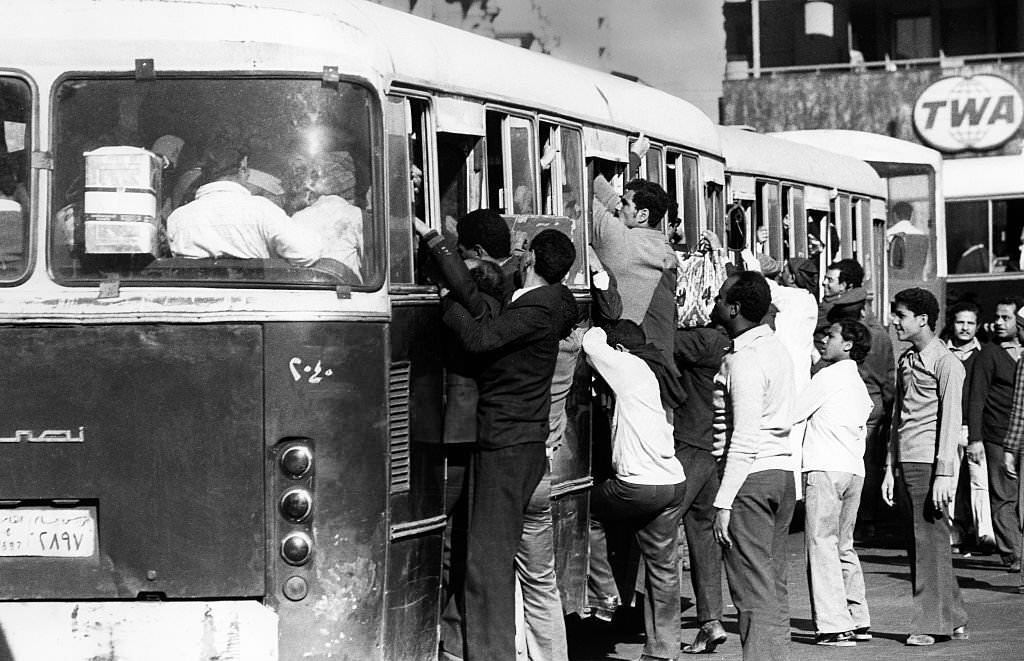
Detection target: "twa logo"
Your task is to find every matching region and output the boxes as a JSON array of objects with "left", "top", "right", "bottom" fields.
[{"left": 913, "top": 74, "right": 1023, "bottom": 152}]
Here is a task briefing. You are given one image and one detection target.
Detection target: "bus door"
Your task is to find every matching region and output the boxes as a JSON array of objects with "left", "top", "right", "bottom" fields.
[{"left": 384, "top": 92, "right": 447, "bottom": 661}]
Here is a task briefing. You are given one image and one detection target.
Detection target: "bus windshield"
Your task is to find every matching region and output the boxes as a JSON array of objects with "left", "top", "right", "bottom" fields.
[
  {"left": 51, "top": 77, "right": 378, "bottom": 288},
  {"left": 871, "top": 163, "right": 937, "bottom": 283},
  {"left": 0, "top": 77, "right": 30, "bottom": 283}
]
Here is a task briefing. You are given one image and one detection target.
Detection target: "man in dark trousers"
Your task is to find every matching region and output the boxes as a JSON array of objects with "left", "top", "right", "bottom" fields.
[
  {"left": 442, "top": 228, "right": 578, "bottom": 661},
  {"left": 969, "top": 296, "right": 1023, "bottom": 572}
]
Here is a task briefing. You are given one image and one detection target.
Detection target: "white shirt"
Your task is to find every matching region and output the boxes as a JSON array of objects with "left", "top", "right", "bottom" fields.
[
  {"left": 291, "top": 194, "right": 363, "bottom": 280},
  {"left": 582, "top": 327, "right": 684, "bottom": 486},
  {"left": 795, "top": 359, "right": 873, "bottom": 476},
  {"left": 713, "top": 324, "right": 795, "bottom": 509},
  {"left": 168, "top": 180, "right": 321, "bottom": 266}
]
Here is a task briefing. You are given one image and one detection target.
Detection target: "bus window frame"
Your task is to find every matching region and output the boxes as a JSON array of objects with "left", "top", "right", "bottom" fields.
[
  {"left": 537, "top": 117, "right": 588, "bottom": 287},
  {"left": 485, "top": 106, "right": 537, "bottom": 216},
  {"left": 757, "top": 179, "right": 782, "bottom": 259},
  {"left": 0, "top": 71, "right": 35, "bottom": 287},
  {"left": 47, "top": 70, "right": 386, "bottom": 292},
  {"left": 666, "top": 149, "right": 700, "bottom": 250},
  {"left": 944, "top": 195, "right": 1024, "bottom": 280}
]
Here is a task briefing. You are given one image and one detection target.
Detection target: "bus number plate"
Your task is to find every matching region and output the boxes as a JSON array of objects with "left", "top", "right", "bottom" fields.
[{"left": 0, "top": 508, "right": 97, "bottom": 557}]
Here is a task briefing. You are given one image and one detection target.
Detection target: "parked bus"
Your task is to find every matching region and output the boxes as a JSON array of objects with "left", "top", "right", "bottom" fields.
[
  {"left": 719, "top": 126, "right": 888, "bottom": 307},
  {"left": 0, "top": 1, "right": 724, "bottom": 659},
  {"left": 942, "top": 155, "right": 1024, "bottom": 312},
  {"left": 773, "top": 130, "right": 946, "bottom": 325}
]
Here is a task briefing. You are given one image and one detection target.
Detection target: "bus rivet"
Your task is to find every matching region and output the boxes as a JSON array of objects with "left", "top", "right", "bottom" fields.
[{"left": 147, "top": 570, "right": 157, "bottom": 581}]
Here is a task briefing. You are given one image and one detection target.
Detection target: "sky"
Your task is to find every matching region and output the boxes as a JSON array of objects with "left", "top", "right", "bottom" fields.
[{"left": 493, "top": 0, "right": 727, "bottom": 120}]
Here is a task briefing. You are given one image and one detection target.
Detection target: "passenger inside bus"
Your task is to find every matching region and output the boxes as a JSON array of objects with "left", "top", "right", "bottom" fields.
[
  {"left": 288, "top": 152, "right": 364, "bottom": 281},
  {"left": 166, "top": 138, "right": 322, "bottom": 267}
]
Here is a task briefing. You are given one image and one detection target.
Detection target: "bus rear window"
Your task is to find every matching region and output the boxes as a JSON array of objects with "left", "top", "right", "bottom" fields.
[
  {"left": 51, "top": 77, "right": 379, "bottom": 288},
  {"left": 0, "top": 78, "right": 30, "bottom": 283}
]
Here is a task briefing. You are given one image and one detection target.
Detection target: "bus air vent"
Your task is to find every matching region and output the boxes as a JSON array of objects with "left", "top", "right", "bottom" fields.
[{"left": 388, "top": 361, "right": 412, "bottom": 494}]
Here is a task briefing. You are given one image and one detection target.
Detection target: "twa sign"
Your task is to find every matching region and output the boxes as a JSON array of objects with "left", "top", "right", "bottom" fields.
[{"left": 913, "top": 74, "right": 1023, "bottom": 152}]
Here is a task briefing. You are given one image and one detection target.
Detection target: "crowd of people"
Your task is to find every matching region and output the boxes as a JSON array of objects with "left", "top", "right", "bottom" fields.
[{"left": 412, "top": 171, "right": 1024, "bottom": 661}]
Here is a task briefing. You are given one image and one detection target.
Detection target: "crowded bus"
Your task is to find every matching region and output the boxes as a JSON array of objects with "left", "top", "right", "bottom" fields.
[{"left": 0, "top": 0, "right": 727, "bottom": 659}]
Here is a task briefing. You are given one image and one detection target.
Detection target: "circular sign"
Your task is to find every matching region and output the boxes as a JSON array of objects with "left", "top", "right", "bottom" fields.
[{"left": 912, "top": 74, "right": 1023, "bottom": 152}]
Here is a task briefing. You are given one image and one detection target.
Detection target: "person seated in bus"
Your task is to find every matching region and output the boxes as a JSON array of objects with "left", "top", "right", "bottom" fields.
[
  {"left": 440, "top": 229, "right": 577, "bottom": 661},
  {"left": 289, "top": 152, "right": 364, "bottom": 281},
  {"left": 591, "top": 173, "right": 678, "bottom": 389},
  {"left": 0, "top": 166, "right": 24, "bottom": 269},
  {"left": 582, "top": 319, "right": 686, "bottom": 661},
  {"left": 166, "top": 139, "right": 321, "bottom": 267}
]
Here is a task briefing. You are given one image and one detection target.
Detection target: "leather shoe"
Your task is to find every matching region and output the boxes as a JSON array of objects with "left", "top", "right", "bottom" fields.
[
  {"left": 952, "top": 625, "right": 968, "bottom": 640},
  {"left": 682, "top": 619, "right": 727, "bottom": 654},
  {"left": 906, "top": 634, "right": 935, "bottom": 646}
]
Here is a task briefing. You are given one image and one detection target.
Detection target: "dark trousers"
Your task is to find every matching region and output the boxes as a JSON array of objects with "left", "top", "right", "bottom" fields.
[
  {"left": 897, "top": 462, "right": 968, "bottom": 635},
  {"left": 723, "top": 469, "right": 795, "bottom": 661},
  {"left": 589, "top": 478, "right": 685, "bottom": 660},
  {"left": 464, "top": 442, "right": 547, "bottom": 661},
  {"left": 984, "top": 440, "right": 1021, "bottom": 561},
  {"left": 440, "top": 445, "right": 473, "bottom": 658},
  {"left": 677, "top": 445, "right": 724, "bottom": 623},
  {"left": 859, "top": 417, "right": 887, "bottom": 526}
]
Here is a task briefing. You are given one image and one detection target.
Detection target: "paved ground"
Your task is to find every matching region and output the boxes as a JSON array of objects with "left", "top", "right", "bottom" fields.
[{"left": 567, "top": 531, "right": 1024, "bottom": 660}]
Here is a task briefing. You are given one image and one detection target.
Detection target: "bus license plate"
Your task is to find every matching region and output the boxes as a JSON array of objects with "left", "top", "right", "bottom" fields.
[{"left": 0, "top": 508, "right": 97, "bottom": 557}]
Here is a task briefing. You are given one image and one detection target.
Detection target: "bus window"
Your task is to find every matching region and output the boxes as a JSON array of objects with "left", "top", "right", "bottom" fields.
[
  {"left": 646, "top": 148, "right": 663, "bottom": 186},
  {"left": 678, "top": 154, "right": 699, "bottom": 251},
  {"left": 539, "top": 123, "right": 586, "bottom": 286},
  {"left": 790, "top": 186, "right": 806, "bottom": 258},
  {"left": 386, "top": 97, "right": 414, "bottom": 284},
  {"left": 993, "top": 199, "right": 1024, "bottom": 272},
  {"left": 485, "top": 111, "right": 535, "bottom": 215},
  {"left": 886, "top": 173, "right": 935, "bottom": 282},
  {"left": 437, "top": 132, "right": 485, "bottom": 245},
  {"left": 706, "top": 181, "right": 724, "bottom": 244},
  {"left": 757, "top": 180, "right": 781, "bottom": 259},
  {"left": 837, "top": 193, "right": 852, "bottom": 259},
  {"left": 51, "top": 77, "right": 379, "bottom": 288},
  {"left": 726, "top": 201, "right": 750, "bottom": 252},
  {"left": 0, "top": 78, "right": 30, "bottom": 282}
]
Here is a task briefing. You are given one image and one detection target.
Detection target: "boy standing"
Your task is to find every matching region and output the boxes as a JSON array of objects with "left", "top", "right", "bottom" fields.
[
  {"left": 795, "top": 321, "right": 874, "bottom": 646},
  {"left": 883, "top": 288, "right": 968, "bottom": 646}
]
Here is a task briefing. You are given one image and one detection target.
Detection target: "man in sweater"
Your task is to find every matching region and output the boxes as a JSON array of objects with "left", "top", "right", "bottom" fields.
[
  {"left": 883, "top": 288, "right": 968, "bottom": 646},
  {"left": 583, "top": 320, "right": 686, "bottom": 661},
  {"left": 795, "top": 321, "right": 875, "bottom": 647},
  {"left": 591, "top": 174, "right": 677, "bottom": 371},
  {"left": 711, "top": 271, "right": 797, "bottom": 661},
  {"left": 442, "top": 229, "right": 578, "bottom": 661},
  {"left": 968, "top": 297, "right": 1023, "bottom": 571}
]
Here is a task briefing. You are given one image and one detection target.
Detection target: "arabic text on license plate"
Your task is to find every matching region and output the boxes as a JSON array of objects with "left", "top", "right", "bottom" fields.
[{"left": 0, "top": 508, "right": 96, "bottom": 557}]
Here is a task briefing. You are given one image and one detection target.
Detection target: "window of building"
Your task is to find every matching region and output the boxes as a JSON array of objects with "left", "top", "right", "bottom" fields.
[{"left": 894, "top": 15, "right": 932, "bottom": 59}]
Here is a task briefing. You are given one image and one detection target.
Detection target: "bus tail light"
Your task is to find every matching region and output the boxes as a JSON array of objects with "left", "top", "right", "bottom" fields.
[{"left": 281, "top": 532, "right": 312, "bottom": 566}]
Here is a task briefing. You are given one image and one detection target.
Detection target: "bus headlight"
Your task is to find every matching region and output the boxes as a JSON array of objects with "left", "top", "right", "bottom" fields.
[{"left": 281, "top": 532, "right": 312, "bottom": 566}]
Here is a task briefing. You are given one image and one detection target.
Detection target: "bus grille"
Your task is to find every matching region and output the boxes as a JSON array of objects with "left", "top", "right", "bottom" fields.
[{"left": 388, "top": 361, "right": 412, "bottom": 494}]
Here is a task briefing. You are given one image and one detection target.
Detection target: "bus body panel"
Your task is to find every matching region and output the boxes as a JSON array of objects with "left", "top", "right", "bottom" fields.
[
  {"left": 0, "top": 324, "right": 264, "bottom": 599},
  {"left": 263, "top": 321, "right": 390, "bottom": 661},
  {"left": 0, "top": 601, "right": 278, "bottom": 660}
]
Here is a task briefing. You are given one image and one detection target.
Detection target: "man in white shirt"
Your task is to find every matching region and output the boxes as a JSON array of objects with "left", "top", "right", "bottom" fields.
[
  {"left": 795, "top": 321, "right": 875, "bottom": 646},
  {"left": 167, "top": 142, "right": 321, "bottom": 266},
  {"left": 582, "top": 320, "right": 685, "bottom": 661},
  {"left": 711, "top": 271, "right": 796, "bottom": 661}
]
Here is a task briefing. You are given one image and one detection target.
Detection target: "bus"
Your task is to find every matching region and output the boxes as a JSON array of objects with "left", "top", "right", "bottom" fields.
[
  {"left": 718, "top": 126, "right": 888, "bottom": 308},
  {"left": 942, "top": 155, "right": 1024, "bottom": 312},
  {"left": 773, "top": 130, "right": 946, "bottom": 325},
  {"left": 0, "top": 1, "right": 725, "bottom": 659}
]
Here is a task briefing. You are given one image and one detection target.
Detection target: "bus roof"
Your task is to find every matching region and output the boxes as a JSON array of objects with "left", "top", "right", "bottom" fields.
[
  {"left": 9, "top": 0, "right": 721, "bottom": 158},
  {"left": 943, "top": 155, "right": 1024, "bottom": 200},
  {"left": 719, "top": 126, "right": 885, "bottom": 198},
  {"left": 770, "top": 130, "right": 943, "bottom": 169}
]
